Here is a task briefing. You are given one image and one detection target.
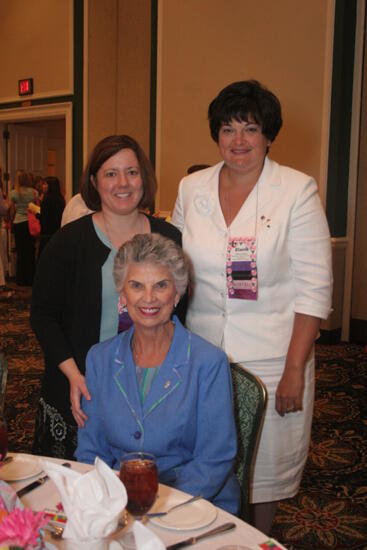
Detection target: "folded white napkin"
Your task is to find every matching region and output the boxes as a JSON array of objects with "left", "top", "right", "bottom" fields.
[
  {"left": 0, "top": 479, "right": 24, "bottom": 512},
  {"left": 40, "top": 457, "right": 127, "bottom": 540},
  {"left": 132, "top": 521, "right": 166, "bottom": 550}
]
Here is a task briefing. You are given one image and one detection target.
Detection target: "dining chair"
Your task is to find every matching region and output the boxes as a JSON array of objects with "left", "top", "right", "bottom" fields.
[
  {"left": 0, "top": 352, "right": 8, "bottom": 417},
  {"left": 230, "top": 362, "right": 267, "bottom": 522}
]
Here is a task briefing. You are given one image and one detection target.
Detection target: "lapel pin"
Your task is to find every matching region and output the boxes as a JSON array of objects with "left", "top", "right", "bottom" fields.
[
  {"left": 260, "top": 215, "right": 271, "bottom": 228},
  {"left": 164, "top": 380, "right": 171, "bottom": 389}
]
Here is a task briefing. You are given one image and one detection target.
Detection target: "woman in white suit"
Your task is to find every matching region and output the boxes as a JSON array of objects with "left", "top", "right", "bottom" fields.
[{"left": 171, "top": 80, "right": 332, "bottom": 533}]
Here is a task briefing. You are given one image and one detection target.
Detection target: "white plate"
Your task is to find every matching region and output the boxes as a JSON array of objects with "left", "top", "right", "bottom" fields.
[
  {"left": 0, "top": 453, "right": 42, "bottom": 481},
  {"left": 149, "top": 494, "right": 217, "bottom": 531}
]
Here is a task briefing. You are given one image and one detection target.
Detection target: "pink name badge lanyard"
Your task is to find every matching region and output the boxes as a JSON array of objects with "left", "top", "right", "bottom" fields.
[{"left": 226, "top": 184, "right": 258, "bottom": 301}]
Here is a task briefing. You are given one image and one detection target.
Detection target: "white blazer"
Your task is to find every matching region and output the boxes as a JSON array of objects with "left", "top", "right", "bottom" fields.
[{"left": 172, "top": 157, "right": 333, "bottom": 362}]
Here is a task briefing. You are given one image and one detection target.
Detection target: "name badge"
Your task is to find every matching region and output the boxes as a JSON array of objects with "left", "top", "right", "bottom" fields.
[{"left": 227, "top": 237, "right": 258, "bottom": 300}]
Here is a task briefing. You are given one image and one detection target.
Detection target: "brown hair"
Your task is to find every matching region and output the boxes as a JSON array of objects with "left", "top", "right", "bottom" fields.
[
  {"left": 15, "top": 170, "right": 34, "bottom": 193},
  {"left": 81, "top": 135, "right": 157, "bottom": 213}
]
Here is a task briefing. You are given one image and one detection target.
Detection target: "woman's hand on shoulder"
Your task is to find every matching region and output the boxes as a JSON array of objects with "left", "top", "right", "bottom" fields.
[
  {"left": 58, "top": 358, "right": 91, "bottom": 427},
  {"left": 275, "top": 364, "right": 305, "bottom": 417}
]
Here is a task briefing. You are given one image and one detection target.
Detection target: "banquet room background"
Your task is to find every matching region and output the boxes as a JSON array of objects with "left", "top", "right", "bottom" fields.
[
  {"left": 0, "top": 1, "right": 367, "bottom": 548},
  {"left": 1, "top": 0, "right": 367, "bottom": 344}
]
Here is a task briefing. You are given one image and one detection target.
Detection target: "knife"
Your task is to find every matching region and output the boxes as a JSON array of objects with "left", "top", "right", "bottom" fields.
[
  {"left": 165, "top": 522, "right": 236, "bottom": 549},
  {"left": 16, "top": 462, "right": 71, "bottom": 498},
  {"left": 146, "top": 494, "right": 203, "bottom": 518}
]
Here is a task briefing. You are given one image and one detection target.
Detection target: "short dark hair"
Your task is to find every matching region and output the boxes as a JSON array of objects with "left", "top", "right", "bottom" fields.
[
  {"left": 81, "top": 135, "right": 157, "bottom": 212},
  {"left": 208, "top": 80, "right": 282, "bottom": 143}
]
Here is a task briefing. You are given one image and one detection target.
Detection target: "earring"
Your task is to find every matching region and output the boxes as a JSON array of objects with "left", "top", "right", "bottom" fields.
[{"left": 118, "top": 297, "right": 126, "bottom": 314}]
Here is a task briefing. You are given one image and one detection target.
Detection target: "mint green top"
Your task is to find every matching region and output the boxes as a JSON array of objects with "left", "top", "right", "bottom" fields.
[
  {"left": 136, "top": 365, "right": 162, "bottom": 405},
  {"left": 10, "top": 188, "right": 37, "bottom": 223},
  {"left": 93, "top": 220, "right": 119, "bottom": 341}
]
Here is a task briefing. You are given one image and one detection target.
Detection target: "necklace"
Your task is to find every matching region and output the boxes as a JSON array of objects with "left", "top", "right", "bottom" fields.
[
  {"left": 101, "top": 211, "right": 145, "bottom": 250},
  {"left": 226, "top": 182, "right": 231, "bottom": 228}
]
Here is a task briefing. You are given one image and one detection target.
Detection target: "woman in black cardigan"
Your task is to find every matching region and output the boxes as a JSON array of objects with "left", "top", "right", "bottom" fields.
[{"left": 31, "top": 135, "right": 185, "bottom": 459}]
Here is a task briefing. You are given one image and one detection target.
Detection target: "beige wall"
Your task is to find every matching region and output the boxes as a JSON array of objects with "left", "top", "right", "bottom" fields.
[
  {"left": 87, "top": 0, "right": 151, "bottom": 157},
  {"left": 0, "top": 0, "right": 361, "bottom": 333},
  {"left": 0, "top": 0, "right": 73, "bottom": 101},
  {"left": 156, "top": 0, "right": 334, "bottom": 211}
]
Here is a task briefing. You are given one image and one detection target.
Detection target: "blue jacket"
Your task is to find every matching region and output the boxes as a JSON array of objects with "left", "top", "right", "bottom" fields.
[{"left": 76, "top": 317, "right": 240, "bottom": 514}]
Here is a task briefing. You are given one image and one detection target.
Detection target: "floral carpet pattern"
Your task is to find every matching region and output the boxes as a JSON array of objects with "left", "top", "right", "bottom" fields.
[
  {"left": 270, "top": 343, "right": 367, "bottom": 549},
  {"left": 0, "top": 286, "right": 43, "bottom": 452},
  {"left": 0, "top": 286, "right": 366, "bottom": 548}
]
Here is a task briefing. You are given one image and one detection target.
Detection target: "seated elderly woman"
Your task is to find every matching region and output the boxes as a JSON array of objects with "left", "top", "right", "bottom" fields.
[{"left": 75, "top": 233, "right": 240, "bottom": 514}]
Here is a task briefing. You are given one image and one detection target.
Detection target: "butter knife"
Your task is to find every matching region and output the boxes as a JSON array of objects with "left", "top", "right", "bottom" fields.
[
  {"left": 165, "top": 522, "right": 236, "bottom": 549},
  {"left": 16, "top": 462, "right": 71, "bottom": 497},
  {"left": 146, "top": 494, "right": 203, "bottom": 518}
]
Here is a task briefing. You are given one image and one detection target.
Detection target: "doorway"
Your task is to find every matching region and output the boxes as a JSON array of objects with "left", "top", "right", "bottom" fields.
[
  {"left": 0, "top": 102, "right": 72, "bottom": 279},
  {"left": 5, "top": 119, "right": 66, "bottom": 195},
  {"left": 0, "top": 102, "right": 72, "bottom": 200}
]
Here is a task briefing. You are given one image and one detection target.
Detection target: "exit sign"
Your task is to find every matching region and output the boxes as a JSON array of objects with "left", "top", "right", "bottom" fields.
[{"left": 18, "top": 78, "right": 33, "bottom": 96}]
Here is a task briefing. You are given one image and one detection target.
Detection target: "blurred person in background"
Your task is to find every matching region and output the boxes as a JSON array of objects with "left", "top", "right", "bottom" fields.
[
  {"left": 34, "top": 176, "right": 48, "bottom": 203},
  {"left": 38, "top": 176, "right": 65, "bottom": 257},
  {"left": 9, "top": 170, "right": 38, "bottom": 286},
  {"left": 61, "top": 192, "right": 94, "bottom": 226}
]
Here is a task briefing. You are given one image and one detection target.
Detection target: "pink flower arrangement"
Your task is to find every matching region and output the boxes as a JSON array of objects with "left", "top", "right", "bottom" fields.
[{"left": 0, "top": 508, "right": 48, "bottom": 549}]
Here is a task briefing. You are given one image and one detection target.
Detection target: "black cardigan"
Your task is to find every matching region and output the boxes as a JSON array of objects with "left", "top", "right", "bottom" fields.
[{"left": 30, "top": 213, "right": 185, "bottom": 422}]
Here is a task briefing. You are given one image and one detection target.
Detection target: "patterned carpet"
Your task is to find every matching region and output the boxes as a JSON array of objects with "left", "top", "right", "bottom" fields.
[
  {"left": 0, "top": 285, "right": 43, "bottom": 452},
  {"left": 270, "top": 343, "right": 367, "bottom": 549},
  {"left": 0, "top": 285, "right": 366, "bottom": 549}
]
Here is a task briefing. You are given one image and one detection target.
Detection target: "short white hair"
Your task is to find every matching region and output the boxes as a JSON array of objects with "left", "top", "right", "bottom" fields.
[{"left": 114, "top": 233, "right": 189, "bottom": 296}]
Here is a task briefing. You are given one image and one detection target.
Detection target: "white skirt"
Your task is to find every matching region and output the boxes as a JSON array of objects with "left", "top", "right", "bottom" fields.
[{"left": 238, "top": 353, "right": 314, "bottom": 503}]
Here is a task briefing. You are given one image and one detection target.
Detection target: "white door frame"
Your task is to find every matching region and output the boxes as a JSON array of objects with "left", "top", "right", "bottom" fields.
[{"left": 0, "top": 102, "right": 73, "bottom": 202}]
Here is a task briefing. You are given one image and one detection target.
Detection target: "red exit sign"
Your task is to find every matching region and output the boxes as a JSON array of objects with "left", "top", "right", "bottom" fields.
[{"left": 18, "top": 78, "right": 33, "bottom": 96}]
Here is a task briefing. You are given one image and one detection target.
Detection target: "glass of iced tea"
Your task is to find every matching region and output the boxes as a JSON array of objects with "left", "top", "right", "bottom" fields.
[{"left": 119, "top": 452, "right": 158, "bottom": 520}]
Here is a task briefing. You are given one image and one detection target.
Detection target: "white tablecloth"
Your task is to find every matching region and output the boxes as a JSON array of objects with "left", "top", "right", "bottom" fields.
[{"left": 7, "top": 453, "right": 287, "bottom": 549}]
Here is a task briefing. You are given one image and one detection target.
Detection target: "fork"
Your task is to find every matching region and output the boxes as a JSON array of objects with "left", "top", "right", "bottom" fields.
[{"left": 145, "top": 494, "right": 203, "bottom": 518}]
